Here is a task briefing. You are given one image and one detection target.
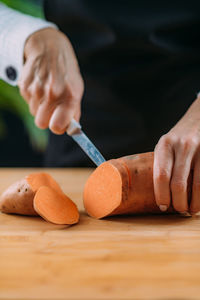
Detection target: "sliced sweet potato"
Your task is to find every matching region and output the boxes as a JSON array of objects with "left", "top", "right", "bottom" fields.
[
  {"left": 0, "top": 172, "right": 80, "bottom": 225},
  {"left": 33, "top": 186, "right": 79, "bottom": 225},
  {"left": 26, "top": 172, "right": 63, "bottom": 194}
]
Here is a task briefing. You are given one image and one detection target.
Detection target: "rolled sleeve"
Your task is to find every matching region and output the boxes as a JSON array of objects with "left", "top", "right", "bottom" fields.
[{"left": 0, "top": 3, "right": 57, "bottom": 86}]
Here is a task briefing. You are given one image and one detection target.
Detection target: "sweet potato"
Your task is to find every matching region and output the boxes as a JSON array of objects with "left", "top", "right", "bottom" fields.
[
  {"left": 0, "top": 172, "right": 79, "bottom": 225},
  {"left": 34, "top": 186, "right": 79, "bottom": 225},
  {"left": 26, "top": 172, "right": 63, "bottom": 194},
  {"left": 0, "top": 179, "right": 36, "bottom": 215},
  {"left": 84, "top": 152, "right": 171, "bottom": 219}
]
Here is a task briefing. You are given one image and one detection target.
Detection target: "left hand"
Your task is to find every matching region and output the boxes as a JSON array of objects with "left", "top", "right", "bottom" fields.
[{"left": 153, "top": 95, "right": 200, "bottom": 215}]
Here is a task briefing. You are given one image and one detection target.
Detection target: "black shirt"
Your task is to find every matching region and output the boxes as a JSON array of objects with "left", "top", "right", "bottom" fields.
[{"left": 43, "top": 0, "right": 200, "bottom": 167}]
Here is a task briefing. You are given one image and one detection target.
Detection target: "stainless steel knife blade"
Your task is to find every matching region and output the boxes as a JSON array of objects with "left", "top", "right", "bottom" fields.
[{"left": 66, "top": 119, "right": 106, "bottom": 166}]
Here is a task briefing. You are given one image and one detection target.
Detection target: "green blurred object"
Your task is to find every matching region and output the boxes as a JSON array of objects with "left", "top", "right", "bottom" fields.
[
  {"left": 0, "top": 0, "right": 47, "bottom": 152},
  {"left": 1, "top": 0, "right": 44, "bottom": 18}
]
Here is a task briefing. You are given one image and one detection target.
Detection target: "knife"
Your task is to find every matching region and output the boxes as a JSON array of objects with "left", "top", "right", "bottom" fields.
[{"left": 66, "top": 118, "right": 106, "bottom": 166}]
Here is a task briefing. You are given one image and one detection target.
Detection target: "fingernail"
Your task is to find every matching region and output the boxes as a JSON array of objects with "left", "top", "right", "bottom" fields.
[
  {"left": 159, "top": 205, "right": 168, "bottom": 212},
  {"left": 192, "top": 211, "right": 200, "bottom": 217},
  {"left": 180, "top": 211, "right": 192, "bottom": 217}
]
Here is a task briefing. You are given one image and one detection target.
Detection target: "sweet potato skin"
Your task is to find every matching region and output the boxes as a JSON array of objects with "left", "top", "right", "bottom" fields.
[
  {"left": 84, "top": 152, "right": 174, "bottom": 219},
  {"left": 111, "top": 152, "right": 160, "bottom": 215},
  {"left": 0, "top": 179, "right": 37, "bottom": 216}
]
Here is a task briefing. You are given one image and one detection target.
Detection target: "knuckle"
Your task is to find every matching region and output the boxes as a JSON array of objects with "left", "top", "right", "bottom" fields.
[
  {"left": 35, "top": 82, "right": 44, "bottom": 94},
  {"left": 179, "top": 136, "right": 198, "bottom": 152},
  {"left": 155, "top": 169, "right": 170, "bottom": 182},
  {"left": 30, "top": 85, "right": 43, "bottom": 101},
  {"left": 179, "top": 138, "right": 190, "bottom": 150},
  {"left": 189, "top": 136, "right": 199, "bottom": 148},
  {"left": 171, "top": 179, "right": 187, "bottom": 193},
  {"left": 66, "top": 81, "right": 84, "bottom": 102},
  {"left": 157, "top": 134, "right": 173, "bottom": 149},
  {"left": 68, "top": 89, "right": 82, "bottom": 103},
  {"left": 50, "top": 85, "right": 64, "bottom": 99},
  {"left": 44, "top": 86, "right": 54, "bottom": 104},
  {"left": 158, "top": 134, "right": 168, "bottom": 145}
]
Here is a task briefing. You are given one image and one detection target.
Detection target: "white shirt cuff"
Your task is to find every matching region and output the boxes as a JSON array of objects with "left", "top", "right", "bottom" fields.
[{"left": 0, "top": 3, "right": 58, "bottom": 86}]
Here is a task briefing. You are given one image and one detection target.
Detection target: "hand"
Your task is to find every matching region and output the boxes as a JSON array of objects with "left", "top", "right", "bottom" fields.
[
  {"left": 18, "top": 28, "right": 84, "bottom": 134},
  {"left": 153, "top": 95, "right": 200, "bottom": 215}
]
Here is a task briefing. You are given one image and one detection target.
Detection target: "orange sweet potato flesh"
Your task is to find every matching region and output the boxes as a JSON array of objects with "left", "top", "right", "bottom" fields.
[
  {"left": 34, "top": 186, "right": 79, "bottom": 225},
  {"left": 26, "top": 172, "right": 63, "bottom": 194},
  {"left": 28, "top": 172, "right": 79, "bottom": 224},
  {"left": 84, "top": 152, "right": 172, "bottom": 219}
]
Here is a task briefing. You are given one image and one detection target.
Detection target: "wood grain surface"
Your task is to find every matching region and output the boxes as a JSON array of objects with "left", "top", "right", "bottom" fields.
[{"left": 0, "top": 168, "right": 200, "bottom": 300}]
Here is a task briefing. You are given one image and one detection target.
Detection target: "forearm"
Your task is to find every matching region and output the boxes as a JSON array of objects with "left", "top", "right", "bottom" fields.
[{"left": 0, "top": 2, "right": 57, "bottom": 86}]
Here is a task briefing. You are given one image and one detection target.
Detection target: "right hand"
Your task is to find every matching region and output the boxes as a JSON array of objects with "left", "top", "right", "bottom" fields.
[{"left": 18, "top": 27, "right": 84, "bottom": 134}]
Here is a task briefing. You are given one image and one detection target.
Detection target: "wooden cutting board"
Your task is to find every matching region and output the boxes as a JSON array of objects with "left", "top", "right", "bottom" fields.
[{"left": 0, "top": 168, "right": 200, "bottom": 300}]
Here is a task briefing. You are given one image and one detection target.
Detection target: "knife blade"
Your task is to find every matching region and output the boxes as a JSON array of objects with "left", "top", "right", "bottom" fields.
[{"left": 66, "top": 118, "right": 106, "bottom": 166}]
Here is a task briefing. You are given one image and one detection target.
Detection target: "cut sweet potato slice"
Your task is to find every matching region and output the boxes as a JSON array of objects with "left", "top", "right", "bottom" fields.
[
  {"left": 33, "top": 186, "right": 79, "bottom": 225},
  {"left": 26, "top": 172, "right": 63, "bottom": 194},
  {"left": 83, "top": 161, "right": 126, "bottom": 219}
]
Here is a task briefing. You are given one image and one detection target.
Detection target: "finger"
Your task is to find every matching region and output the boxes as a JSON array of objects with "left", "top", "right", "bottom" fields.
[
  {"left": 34, "top": 77, "right": 63, "bottom": 129},
  {"left": 28, "top": 81, "right": 45, "bottom": 116},
  {"left": 153, "top": 136, "right": 174, "bottom": 212},
  {"left": 49, "top": 102, "right": 75, "bottom": 134},
  {"left": 35, "top": 100, "right": 55, "bottom": 129},
  {"left": 18, "top": 58, "right": 36, "bottom": 101},
  {"left": 36, "top": 59, "right": 48, "bottom": 83},
  {"left": 171, "top": 145, "right": 194, "bottom": 213},
  {"left": 34, "top": 76, "right": 45, "bottom": 98},
  {"left": 190, "top": 153, "right": 200, "bottom": 214},
  {"left": 74, "top": 103, "right": 81, "bottom": 122},
  {"left": 29, "top": 96, "right": 43, "bottom": 116}
]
